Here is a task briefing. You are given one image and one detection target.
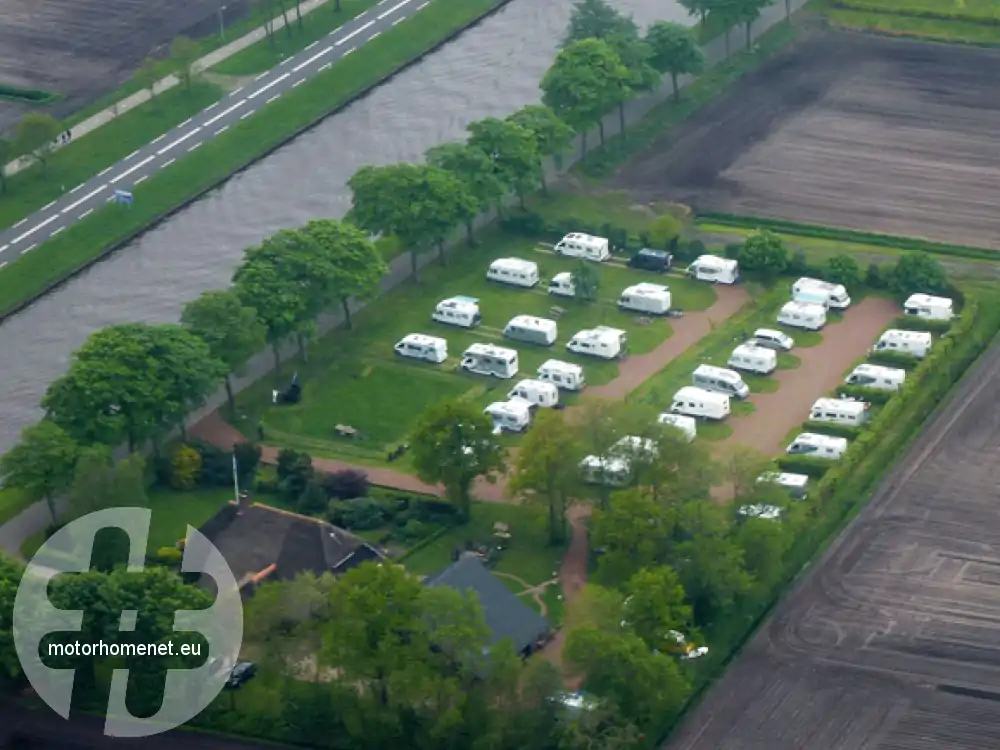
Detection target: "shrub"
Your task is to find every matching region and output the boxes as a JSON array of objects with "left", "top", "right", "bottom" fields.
[
  {"left": 723, "top": 243, "right": 742, "bottom": 260},
  {"left": 152, "top": 547, "right": 183, "bottom": 567},
  {"left": 867, "top": 350, "right": 920, "bottom": 369},
  {"left": 801, "top": 421, "right": 863, "bottom": 440},
  {"left": 787, "top": 248, "right": 809, "bottom": 276},
  {"left": 891, "top": 315, "right": 952, "bottom": 334},
  {"left": 233, "top": 442, "right": 262, "bottom": 482},
  {"left": 329, "top": 498, "right": 386, "bottom": 531},
  {"left": 398, "top": 519, "right": 429, "bottom": 544},
  {"left": 151, "top": 454, "right": 173, "bottom": 488},
  {"left": 889, "top": 251, "right": 947, "bottom": 301},
  {"left": 826, "top": 254, "right": 861, "bottom": 289},
  {"left": 739, "top": 229, "right": 788, "bottom": 279},
  {"left": 170, "top": 444, "right": 202, "bottom": 490},
  {"left": 501, "top": 210, "right": 546, "bottom": 237},
  {"left": 276, "top": 448, "right": 313, "bottom": 502},
  {"left": 679, "top": 239, "right": 705, "bottom": 263},
  {"left": 836, "top": 384, "right": 894, "bottom": 404},
  {"left": 321, "top": 469, "right": 370, "bottom": 500},
  {"left": 190, "top": 440, "right": 232, "bottom": 487},
  {"left": 649, "top": 215, "right": 682, "bottom": 251},
  {"left": 775, "top": 456, "right": 832, "bottom": 477},
  {"left": 866, "top": 263, "right": 886, "bottom": 289},
  {"left": 297, "top": 481, "right": 328, "bottom": 516}
]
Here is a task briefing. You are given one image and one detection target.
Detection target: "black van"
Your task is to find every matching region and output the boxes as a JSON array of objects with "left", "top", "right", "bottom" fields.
[{"left": 627, "top": 248, "right": 672, "bottom": 273}]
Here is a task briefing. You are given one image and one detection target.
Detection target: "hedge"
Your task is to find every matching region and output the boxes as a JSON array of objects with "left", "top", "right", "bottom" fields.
[
  {"left": 891, "top": 315, "right": 953, "bottom": 334},
  {"left": 831, "top": 0, "right": 1000, "bottom": 25},
  {"left": 836, "top": 384, "right": 894, "bottom": 404},
  {"left": 0, "top": 85, "right": 58, "bottom": 104},
  {"left": 867, "top": 350, "right": 921, "bottom": 369},
  {"left": 774, "top": 456, "right": 832, "bottom": 478},
  {"left": 801, "top": 421, "right": 863, "bottom": 440}
]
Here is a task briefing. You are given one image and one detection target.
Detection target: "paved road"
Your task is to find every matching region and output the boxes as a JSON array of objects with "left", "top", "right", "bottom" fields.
[{"left": 0, "top": 0, "right": 428, "bottom": 269}]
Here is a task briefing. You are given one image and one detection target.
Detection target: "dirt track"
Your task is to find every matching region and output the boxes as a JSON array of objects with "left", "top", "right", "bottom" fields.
[
  {"left": 614, "top": 31, "right": 1000, "bottom": 249},
  {"left": 665, "top": 338, "right": 1000, "bottom": 749}
]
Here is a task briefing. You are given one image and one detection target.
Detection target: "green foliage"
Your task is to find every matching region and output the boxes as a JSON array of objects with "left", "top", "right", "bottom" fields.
[
  {"left": 891, "top": 314, "right": 952, "bottom": 334},
  {"left": 169, "top": 444, "right": 203, "bottom": 490},
  {"left": 233, "top": 442, "right": 263, "bottom": 483},
  {"left": 276, "top": 448, "right": 313, "bottom": 503},
  {"left": 0, "top": 556, "right": 24, "bottom": 687},
  {"left": 622, "top": 566, "right": 692, "bottom": 647},
  {"left": 645, "top": 21, "right": 707, "bottom": 98},
  {"left": 801, "top": 420, "right": 864, "bottom": 440},
  {"left": 739, "top": 229, "right": 788, "bottom": 278},
  {"left": 467, "top": 116, "right": 542, "bottom": 204},
  {"left": 13, "top": 112, "right": 59, "bottom": 170},
  {"left": 0, "top": 85, "right": 58, "bottom": 104},
  {"left": 561, "top": 0, "right": 639, "bottom": 47},
  {"left": 836, "top": 384, "right": 894, "bottom": 403},
  {"left": 0, "top": 138, "right": 10, "bottom": 193},
  {"left": 867, "top": 350, "right": 920, "bottom": 369},
  {"left": 774, "top": 455, "right": 833, "bottom": 477},
  {"left": 297, "top": 481, "right": 328, "bottom": 515},
  {"left": 152, "top": 546, "right": 184, "bottom": 567},
  {"left": 0, "top": 421, "right": 79, "bottom": 524},
  {"left": 889, "top": 251, "right": 948, "bottom": 300},
  {"left": 68, "top": 450, "right": 147, "bottom": 519},
  {"left": 831, "top": 0, "right": 1000, "bottom": 25},
  {"left": 506, "top": 104, "right": 575, "bottom": 160},
  {"left": 825, "top": 253, "right": 862, "bottom": 289},
  {"left": 134, "top": 57, "right": 160, "bottom": 98},
  {"left": 425, "top": 140, "right": 504, "bottom": 228},
  {"left": 649, "top": 213, "right": 683, "bottom": 249},
  {"left": 571, "top": 260, "right": 601, "bottom": 302},
  {"left": 169, "top": 36, "right": 201, "bottom": 90}
]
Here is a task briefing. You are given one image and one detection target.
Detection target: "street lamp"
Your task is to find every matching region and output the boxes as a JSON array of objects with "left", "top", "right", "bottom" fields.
[{"left": 218, "top": 4, "right": 227, "bottom": 40}]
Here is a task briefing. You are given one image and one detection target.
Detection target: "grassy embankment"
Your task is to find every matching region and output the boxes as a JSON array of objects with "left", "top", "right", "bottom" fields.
[{"left": 815, "top": 0, "right": 1000, "bottom": 44}]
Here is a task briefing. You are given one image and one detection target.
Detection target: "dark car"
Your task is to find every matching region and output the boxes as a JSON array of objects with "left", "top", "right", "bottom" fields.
[
  {"left": 225, "top": 661, "right": 257, "bottom": 689},
  {"left": 627, "top": 248, "right": 672, "bottom": 273}
]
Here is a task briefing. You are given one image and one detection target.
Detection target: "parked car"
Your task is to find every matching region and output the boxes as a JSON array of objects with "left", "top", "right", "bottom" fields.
[
  {"left": 750, "top": 328, "right": 794, "bottom": 351},
  {"left": 627, "top": 248, "right": 672, "bottom": 273},
  {"left": 225, "top": 661, "right": 258, "bottom": 689}
]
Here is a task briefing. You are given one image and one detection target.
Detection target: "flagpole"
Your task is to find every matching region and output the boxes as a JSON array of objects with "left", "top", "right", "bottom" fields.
[{"left": 232, "top": 453, "right": 240, "bottom": 504}]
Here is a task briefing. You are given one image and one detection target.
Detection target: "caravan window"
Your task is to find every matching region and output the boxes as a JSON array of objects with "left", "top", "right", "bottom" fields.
[
  {"left": 851, "top": 374, "right": 875, "bottom": 386},
  {"left": 789, "top": 443, "right": 817, "bottom": 455}
]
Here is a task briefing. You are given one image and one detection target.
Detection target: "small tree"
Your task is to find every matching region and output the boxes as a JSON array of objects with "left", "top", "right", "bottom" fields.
[
  {"left": 562, "top": 0, "right": 638, "bottom": 47},
  {"left": 571, "top": 260, "right": 601, "bottom": 302},
  {"left": 0, "top": 422, "right": 79, "bottom": 524},
  {"left": 13, "top": 113, "right": 59, "bottom": 171},
  {"left": 169, "top": 36, "right": 201, "bottom": 91},
  {"left": 739, "top": 229, "right": 788, "bottom": 280},
  {"left": 233, "top": 442, "right": 263, "bottom": 484},
  {"left": 506, "top": 105, "right": 574, "bottom": 191},
  {"left": 135, "top": 57, "right": 161, "bottom": 101},
  {"left": 645, "top": 22, "right": 706, "bottom": 101},
  {"left": 0, "top": 138, "right": 11, "bottom": 193},
  {"left": 169, "top": 444, "right": 203, "bottom": 490},
  {"left": 826, "top": 253, "right": 861, "bottom": 289},
  {"left": 889, "top": 252, "right": 947, "bottom": 300}
]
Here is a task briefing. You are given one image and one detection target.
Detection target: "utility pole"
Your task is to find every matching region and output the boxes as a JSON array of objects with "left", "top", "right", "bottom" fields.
[{"left": 218, "top": 4, "right": 227, "bottom": 39}]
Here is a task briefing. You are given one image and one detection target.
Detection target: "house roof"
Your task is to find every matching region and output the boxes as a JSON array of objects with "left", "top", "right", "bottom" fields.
[
  {"left": 425, "top": 555, "right": 549, "bottom": 653},
  {"left": 196, "top": 502, "right": 383, "bottom": 592}
]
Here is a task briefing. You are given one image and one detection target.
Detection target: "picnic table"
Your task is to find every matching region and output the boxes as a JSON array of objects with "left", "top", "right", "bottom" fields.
[{"left": 335, "top": 424, "right": 359, "bottom": 438}]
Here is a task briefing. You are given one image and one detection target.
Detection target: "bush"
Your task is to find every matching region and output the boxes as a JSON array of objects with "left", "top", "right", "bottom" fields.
[
  {"left": 151, "top": 454, "right": 173, "bottom": 488},
  {"left": 723, "top": 243, "right": 742, "bottom": 260},
  {"left": 190, "top": 440, "right": 232, "bottom": 487},
  {"left": 678, "top": 239, "right": 705, "bottom": 263},
  {"left": 297, "top": 482, "right": 328, "bottom": 516},
  {"left": 233, "top": 442, "right": 262, "bottom": 483},
  {"left": 255, "top": 477, "right": 279, "bottom": 495},
  {"left": 170, "top": 444, "right": 202, "bottom": 490},
  {"left": 801, "top": 421, "right": 863, "bottom": 440},
  {"left": 866, "top": 262, "right": 886, "bottom": 289},
  {"left": 649, "top": 215, "right": 682, "bottom": 251},
  {"left": 836, "top": 384, "right": 894, "bottom": 404},
  {"left": 891, "top": 315, "right": 952, "bottom": 334},
  {"left": 276, "top": 448, "right": 313, "bottom": 502},
  {"left": 889, "top": 251, "right": 947, "bottom": 301},
  {"left": 787, "top": 248, "right": 809, "bottom": 276},
  {"left": 329, "top": 497, "right": 387, "bottom": 531},
  {"left": 397, "top": 519, "right": 429, "bottom": 544},
  {"left": 321, "top": 469, "right": 370, "bottom": 500},
  {"left": 501, "top": 210, "right": 546, "bottom": 237},
  {"left": 867, "top": 350, "right": 920, "bottom": 369},
  {"left": 151, "top": 547, "right": 183, "bottom": 567},
  {"left": 775, "top": 456, "right": 832, "bottom": 477},
  {"left": 826, "top": 253, "right": 861, "bottom": 289}
]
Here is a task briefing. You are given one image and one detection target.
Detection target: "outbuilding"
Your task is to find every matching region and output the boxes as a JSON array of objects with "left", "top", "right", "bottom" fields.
[
  {"left": 618, "top": 283, "right": 671, "bottom": 315},
  {"left": 393, "top": 333, "right": 448, "bottom": 364},
  {"left": 669, "top": 386, "right": 731, "bottom": 420},
  {"left": 486, "top": 258, "right": 539, "bottom": 288},
  {"left": 536, "top": 359, "right": 586, "bottom": 391},
  {"left": 503, "top": 315, "right": 558, "bottom": 346},
  {"left": 727, "top": 344, "right": 777, "bottom": 375}
]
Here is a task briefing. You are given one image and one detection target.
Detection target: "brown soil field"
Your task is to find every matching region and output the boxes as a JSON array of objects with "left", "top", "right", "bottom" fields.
[
  {"left": 614, "top": 31, "right": 1000, "bottom": 250},
  {"left": 664, "top": 340, "right": 1000, "bottom": 750}
]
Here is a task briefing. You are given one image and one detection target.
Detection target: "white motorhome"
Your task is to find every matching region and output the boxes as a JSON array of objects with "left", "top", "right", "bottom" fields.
[
  {"left": 460, "top": 343, "right": 519, "bottom": 379},
  {"left": 757, "top": 471, "right": 810, "bottom": 500},
  {"left": 580, "top": 436, "right": 658, "bottom": 486},
  {"left": 670, "top": 386, "right": 731, "bottom": 421},
  {"left": 872, "top": 329, "right": 932, "bottom": 359},
  {"left": 845, "top": 363, "right": 905, "bottom": 392},
  {"left": 738, "top": 504, "right": 783, "bottom": 521},
  {"left": 486, "top": 257, "right": 540, "bottom": 288},
  {"left": 777, "top": 301, "right": 826, "bottom": 331},
  {"left": 686, "top": 255, "right": 739, "bottom": 284},
  {"left": 393, "top": 333, "right": 448, "bottom": 364},
  {"left": 567, "top": 326, "right": 628, "bottom": 360},
  {"left": 727, "top": 344, "right": 777, "bottom": 375},
  {"left": 507, "top": 379, "right": 560, "bottom": 408},
  {"left": 548, "top": 271, "right": 576, "bottom": 298},
  {"left": 484, "top": 400, "right": 532, "bottom": 433},
  {"left": 618, "top": 283, "right": 671, "bottom": 315},
  {"left": 792, "top": 277, "right": 851, "bottom": 309},
  {"left": 692, "top": 364, "right": 749, "bottom": 400},
  {"left": 432, "top": 296, "right": 481, "bottom": 328},
  {"left": 808, "top": 397, "right": 869, "bottom": 427},
  {"left": 793, "top": 288, "right": 831, "bottom": 309},
  {"left": 504, "top": 315, "right": 558, "bottom": 346},
  {"left": 786, "top": 433, "right": 848, "bottom": 460},
  {"left": 554, "top": 232, "right": 611, "bottom": 262},
  {"left": 537, "top": 359, "right": 586, "bottom": 391},
  {"left": 904, "top": 293, "right": 953, "bottom": 321},
  {"left": 657, "top": 413, "right": 697, "bottom": 442}
]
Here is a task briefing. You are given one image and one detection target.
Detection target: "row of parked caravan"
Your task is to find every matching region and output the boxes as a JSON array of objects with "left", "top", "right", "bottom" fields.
[{"left": 775, "top": 277, "right": 852, "bottom": 331}]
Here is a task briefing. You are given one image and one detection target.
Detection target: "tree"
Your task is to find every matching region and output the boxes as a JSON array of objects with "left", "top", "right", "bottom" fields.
[
  {"left": 425, "top": 141, "right": 503, "bottom": 240},
  {"left": 43, "top": 323, "right": 224, "bottom": 451},
  {"left": 622, "top": 566, "right": 692, "bottom": 650},
  {"left": 679, "top": 0, "right": 717, "bottom": 25},
  {"left": 467, "top": 117, "right": 542, "bottom": 209},
  {"left": 675, "top": 533, "right": 752, "bottom": 624},
  {"left": 0, "top": 422, "right": 79, "bottom": 524},
  {"left": 606, "top": 32, "right": 660, "bottom": 136},
  {"left": 725, "top": 0, "right": 775, "bottom": 50},
  {"left": 740, "top": 229, "right": 788, "bottom": 279},
  {"left": 410, "top": 400, "right": 505, "bottom": 518},
  {"left": 0, "top": 557, "right": 24, "bottom": 688},
  {"left": 541, "top": 38, "right": 632, "bottom": 156},
  {"left": 561, "top": 0, "right": 638, "bottom": 47},
  {"left": 508, "top": 410, "right": 581, "bottom": 544},
  {"left": 889, "top": 251, "right": 947, "bottom": 300},
  {"left": 13, "top": 113, "right": 59, "bottom": 171},
  {"left": 135, "top": 57, "right": 160, "bottom": 101},
  {"left": 301, "top": 219, "right": 388, "bottom": 327},
  {"left": 570, "top": 259, "right": 600, "bottom": 303},
  {"left": 182, "top": 289, "right": 266, "bottom": 417},
  {"left": 717, "top": 443, "right": 773, "bottom": 500},
  {"left": 254, "top": 0, "right": 276, "bottom": 47},
  {"left": 646, "top": 22, "right": 707, "bottom": 101},
  {"left": 68, "top": 450, "right": 147, "bottom": 520},
  {"left": 590, "top": 490, "right": 676, "bottom": 584},
  {"left": 506, "top": 105, "right": 574, "bottom": 192},
  {"left": 735, "top": 516, "right": 791, "bottom": 596},
  {"left": 413, "top": 167, "right": 478, "bottom": 264},
  {"left": 169, "top": 36, "right": 201, "bottom": 91},
  {"left": 0, "top": 138, "right": 11, "bottom": 193},
  {"left": 826, "top": 253, "right": 862, "bottom": 290}
]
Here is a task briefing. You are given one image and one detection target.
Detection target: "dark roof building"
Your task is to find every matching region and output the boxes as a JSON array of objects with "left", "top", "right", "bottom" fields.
[
  {"left": 425, "top": 554, "right": 550, "bottom": 656},
  {"left": 195, "top": 500, "right": 384, "bottom": 595}
]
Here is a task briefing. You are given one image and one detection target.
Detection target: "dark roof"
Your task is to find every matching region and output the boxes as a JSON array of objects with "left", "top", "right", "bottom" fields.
[
  {"left": 425, "top": 555, "right": 549, "bottom": 654},
  {"left": 197, "top": 503, "right": 384, "bottom": 591}
]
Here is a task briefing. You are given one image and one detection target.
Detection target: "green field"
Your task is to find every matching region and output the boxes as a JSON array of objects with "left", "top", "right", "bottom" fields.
[
  {"left": 233, "top": 232, "right": 718, "bottom": 465},
  {"left": 817, "top": 0, "right": 1000, "bottom": 43}
]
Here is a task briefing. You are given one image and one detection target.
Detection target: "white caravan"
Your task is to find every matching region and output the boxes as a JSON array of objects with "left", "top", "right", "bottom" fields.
[
  {"left": 554, "top": 232, "right": 611, "bottom": 262},
  {"left": 393, "top": 333, "right": 448, "bottom": 364},
  {"left": 692, "top": 364, "right": 750, "bottom": 400},
  {"left": 618, "top": 283, "right": 671, "bottom": 315},
  {"left": 777, "top": 301, "right": 826, "bottom": 331},
  {"left": 507, "top": 379, "right": 560, "bottom": 408},
  {"left": 686, "top": 255, "right": 739, "bottom": 284},
  {"left": 792, "top": 277, "right": 851, "bottom": 309},
  {"left": 657, "top": 413, "right": 697, "bottom": 442},
  {"left": 580, "top": 436, "right": 658, "bottom": 486},
  {"left": 808, "top": 397, "right": 869, "bottom": 427},
  {"left": 793, "top": 288, "right": 831, "bottom": 309},
  {"left": 567, "top": 326, "right": 628, "bottom": 360},
  {"left": 484, "top": 400, "right": 532, "bottom": 433},
  {"left": 504, "top": 315, "right": 558, "bottom": 346},
  {"left": 757, "top": 471, "right": 810, "bottom": 500},
  {"left": 460, "top": 343, "right": 519, "bottom": 379},
  {"left": 738, "top": 504, "right": 783, "bottom": 521},
  {"left": 432, "top": 296, "right": 481, "bottom": 328},
  {"left": 537, "top": 359, "right": 586, "bottom": 391},
  {"left": 786, "top": 433, "right": 848, "bottom": 460},
  {"left": 728, "top": 344, "right": 777, "bottom": 375},
  {"left": 845, "top": 363, "right": 906, "bottom": 392},
  {"left": 670, "top": 386, "right": 731, "bottom": 421},
  {"left": 904, "top": 293, "right": 953, "bottom": 321},
  {"left": 751, "top": 328, "right": 795, "bottom": 351},
  {"left": 872, "top": 329, "right": 932, "bottom": 359},
  {"left": 548, "top": 271, "right": 577, "bottom": 298},
  {"left": 486, "top": 257, "right": 540, "bottom": 288}
]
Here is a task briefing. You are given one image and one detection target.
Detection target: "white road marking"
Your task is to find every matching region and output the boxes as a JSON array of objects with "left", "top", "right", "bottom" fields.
[
  {"left": 343, "top": 47, "right": 356, "bottom": 57},
  {"left": 378, "top": 0, "right": 389, "bottom": 5},
  {"left": 0, "top": 244, "right": 7, "bottom": 253},
  {"left": 133, "top": 175, "right": 148, "bottom": 186},
  {"left": 62, "top": 185, "right": 107, "bottom": 214},
  {"left": 13, "top": 219, "right": 26, "bottom": 228},
  {"left": 305, "top": 41, "right": 319, "bottom": 50},
  {"left": 292, "top": 78, "right": 306, "bottom": 88},
  {"left": 392, "top": 16, "right": 404, "bottom": 25},
  {"left": 163, "top": 158, "right": 176, "bottom": 168},
  {"left": 369, "top": 31, "right": 381, "bottom": 40},
  {"left": 204, "top": 100, "right": 246, "bottom": 128},
  {"left": 22, "top": 244, "right": 36, "bottom": 254},
  {"left": 266, "top": 94, "right": 281, "bottom": 104},
  {"left": 230, "top": 87, "right": 244, "bottom": 97},
  {"left": 319, "top": 62, "right": 333, "bottom": 71},
  {"left": 0, "top": 262, "right": 6, "bottom": 269},
  {"left": 126, "top": 149, "right": 140, "bottom": 159},
  {"left": 378, "top": 0, "right": 412, "bottom": 20},
  {"left": 41, "top": 201, "right": 55, "bottom": 211},
  {"left": 215, "top": 125, "right": 229, "bottom": 135},
  {"left": 336, "top": 19, "right": 375, "bottom": 46},
  {"left": 417, "top": 1, "right": 429, "bottom": 8},
  {"left": 292, "top": 47, "right": 332, "bottom": 73},
  {"left": 206, "top": 102, "right": 219, "bottom": 111},
  {"left": 180, "top": 118, "right": 193, "bottom": 127},
  {"left": 280, "top": 57, "right": 292, "bottom": 65},
  {"left": 110, "top": 155, "right": 155, "bottom": 184},
  {"left": 255, "top": 72, "right": 269, "bottom": 81},
  {"left": 50, "top": 226, "right": 65, "bottom": 237},
  {"left": 70, "top": 184, "right": 84, "bottom": 193},
  {"left": 240, "top": 110, "right": 253, "bottom": 119},
  {"left": 188, "top": 142, "right": 202, "bottom": 152},
  {"left": 80, "top": 208, "right": 94, "bottom": 219},
  {"left": 12, "top": 215, "right": 59, "bottom": 244},
  {"left": 248, "top": 72, "right": 290, "bottom": 98},
  {"left": 98, "top": 166, "right": 113, "bottom": 177},
  {"left": 157, "top": 127, "right": 203, "bottom": 154}
]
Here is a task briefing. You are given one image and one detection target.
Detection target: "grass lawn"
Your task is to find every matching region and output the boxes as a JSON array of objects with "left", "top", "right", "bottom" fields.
[
  {"left": 145, "top": 487, "right": 240, "bottom": 551},
  {"left": 833, "top": 0, "right": 1000, "bottom": 20},
  {"left": 0, "top": 82, "right": 223, "bottom": 232},
  {"left": 777, "top": 353, "right": 801, "bottom": 369},
  {"left": 786, "top": 328, "right": 823, "bottom": 347},
  {"left": 826, "top": 8, "right": 1000, "bottom": 42},
  {"left": 0, "top": 487, "right": 33, "bottom": 525},
  {"left": 212, "top": 0, "right": 384, "bottom": 76},
  {"left": 0, "top": 0, "right": 509, "bottom": 319},
  {"left": 401, "top": 502, "right": 563, "bottom": 587},
  {"left": 232, "top": 230, "right": 718, "bottom": 465},
  {"left": 526, "top": 190, "right": 688, "bottom": 235}
]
